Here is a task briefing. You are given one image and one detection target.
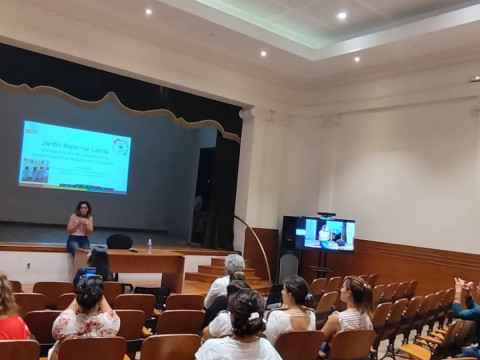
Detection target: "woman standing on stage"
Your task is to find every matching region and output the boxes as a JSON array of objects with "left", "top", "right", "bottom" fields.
[{"left": 67, "top": 201, "right": 94, "bottom": 257}]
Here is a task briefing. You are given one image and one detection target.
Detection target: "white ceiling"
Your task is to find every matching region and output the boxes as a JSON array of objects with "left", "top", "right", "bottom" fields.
[{"left": 68, "top": 0, "right": 480, "bottom": 85}]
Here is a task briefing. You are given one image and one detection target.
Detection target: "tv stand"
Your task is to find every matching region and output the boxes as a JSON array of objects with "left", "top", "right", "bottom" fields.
[{"left": 309, "top": 250, "right": 330, "bottom": 277}]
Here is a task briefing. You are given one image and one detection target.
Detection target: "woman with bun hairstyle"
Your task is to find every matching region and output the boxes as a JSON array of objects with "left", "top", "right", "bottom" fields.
[
  {"left": 320, "top": 276, "right": 373, "bottom": 351},
  {"left": 0, "top": 272, "right": 30, "bottom": 339},
  {"left": 264, "top": 275, "right": 316, "bottom": 345},
  {"left": 196, "top": 289, "right": 281, "bottom": 360},
  {"left": 49, "top": 275, "right": 120, "bottom": 360}
]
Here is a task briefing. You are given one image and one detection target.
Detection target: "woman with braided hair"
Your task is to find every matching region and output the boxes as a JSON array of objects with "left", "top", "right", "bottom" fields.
[{"left": 196, "top": 289, "right": 281, "bottom": 360}]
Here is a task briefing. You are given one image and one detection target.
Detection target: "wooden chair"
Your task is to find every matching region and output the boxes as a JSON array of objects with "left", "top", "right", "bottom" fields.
[
  {"left": 115, "top": 309, "right": 147, "bottom": 360},
  {"left": 314, "top": 291, "right": 338, "bottom": 329},
  {"left": 404, "top": 280, "right": 419, "bottom": 300},
  {"left": 359, "top": 274, "right": 370, "bottom": 283},
  {"left": 399, "top": 319, "right": 463, "bottom": 360},
  {"left": 309, "top": 278, "right": 328, "bottom": 295},
  {"left": 393, "top": 281, "right": 410, "bottom": 301},
  {"left": 437, "top": 288, "right": 455, "bottom": 329},
  {"left": 139, "top": 334, "right": 201, "bottom": 360},
  {"left": 327, "top": 329, "right": 375, "bottom": 360},
  {"left": 411, "top": 293, "right": 436, "bottom": 340},
  {"left": 426, "top": 290, "right": 445, "bottom": 332},
  {"left": 368, "top": 274, "right": 379, "bottom": 288},
  {"left": 14, "top": 292, "right": 46, "bottom": 317},
  {"left": 0, "top": 339, "right": 40, "bottom": 360},
  {"left": 275, "top": 330, "right": 324, "bottom": 360},
  {"left": 8, "top": 280, "right": 22, "bottom": 292},
  {"left": 377, "top": 297, "right": 409, "bottom": 360},
  {"left": 113, "top": 293, "right": 157, "bottom": 331},
  {"left": 32, "top": 281, "right": 74, "bottom": 309},
  {"left": 398, "top": 296, "right": 424, "bottom": 344},
  {"left": 372, "top": 285, "right": 386, "bottom": 306},
  {"left": 370, "top": 302, "right": 393, "bottom": 360},
  {"left": 379, "top": 283, "right": 398, "bottom": 303},
  {"left": 57, "top": 293, "right": 75, "bottom": 310},
  {"left": 164, "top": 294, "right": 204, "bottom": 310},
  {"left": 57, "top": 337, "right": 126, "bottom": 360},
  {"left": 323, "top": 276, "right": 343, "bottom": 293},
  {"left": 23, "top": 310, "right": 62, "bottom": 357},
  {"left": 155, "top": 310, "right": 204, "bottom": 335},
  {"left": 104, "top": 281, "right": 124, "bottom": 305}
]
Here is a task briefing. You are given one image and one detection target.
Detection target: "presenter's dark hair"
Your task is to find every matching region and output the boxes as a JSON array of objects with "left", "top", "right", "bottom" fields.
[
  {"left": 75, "top": 275, "right": 103, "bottom": 310},
  {"left": 228, "top": 289, "right": 266, "bottom": 337},
  {"left": 284, "top": 275, "right": 314, "bottom": 308},
  {"left": 75, "top": 201, "right": 91, "bottom": 217},
  {"left": 86, "top": 249, "right": 113, "bottom": 282}
]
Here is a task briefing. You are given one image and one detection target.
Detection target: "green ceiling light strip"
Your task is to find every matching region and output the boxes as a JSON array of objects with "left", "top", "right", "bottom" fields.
[{"left": 194, "top": 0, "right": 326, "bottom": 49}]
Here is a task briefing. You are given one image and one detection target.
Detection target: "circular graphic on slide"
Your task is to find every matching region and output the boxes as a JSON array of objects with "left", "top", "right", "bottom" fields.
[{"left": 112, "top": 138, "right": 129, "bottom": 155}]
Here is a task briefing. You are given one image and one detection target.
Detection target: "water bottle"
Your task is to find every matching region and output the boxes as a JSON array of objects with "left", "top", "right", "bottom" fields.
[{"left": 147, "top": 238, "right": 152, "bottom": 255}]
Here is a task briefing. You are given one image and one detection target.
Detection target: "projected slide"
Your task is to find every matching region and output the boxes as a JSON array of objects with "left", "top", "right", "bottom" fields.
[{"left": 18, "top": 121, "right": 131, "bottom": 194}]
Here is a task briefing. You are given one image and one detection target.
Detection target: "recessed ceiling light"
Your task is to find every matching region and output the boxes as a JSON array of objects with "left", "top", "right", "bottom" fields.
[
  {"left": 145, "top": 8, "right": 152, "bottom": 15},
  {"left": 337, "top": 12, "right": 347, "bottom": 20},
  {"left": 260, "top": 51, "right": 267, "bottom": 57},
  {"left": 354, "top": 56, "right": 360, "bottom": 63},
  {"left": 469, "top": 75, "right": 480, "bottom": 83}
]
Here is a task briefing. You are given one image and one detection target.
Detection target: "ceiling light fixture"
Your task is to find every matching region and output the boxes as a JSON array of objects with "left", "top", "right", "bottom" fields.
[
  {"left": 337, "top": 12, "right": 347, "bottom": 20},
  {"left": 145, "top": 8, "right": 152, "bottom": 15},
  {"left": 469, "top": 75, "right": 480, "bottom": 83},
  {"left": 354, "top": 56, "right": 360, "bottom": 63},
  {"left": 260, "top": 51, "right": 267, "bottom": 57}
]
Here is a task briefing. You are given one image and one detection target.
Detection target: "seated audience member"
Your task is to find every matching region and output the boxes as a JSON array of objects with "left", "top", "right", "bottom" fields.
[
  {"left": 196, "top": 289, "right": 281, "bottom": 360},
  {"left": 203, "top": 271, "right": 246, "bottom": 328},
  {"left": 264, "top": 275, "right": 316, "bottom": 345},
  {"left": 73, "top": 248, "right": 114, "bottom": 286},
  {"left": 49, "top": 275, "right": 120, "bottom": 360},
  {"left": 203, "top": 279, "right": 251, "bottom": 340},
  {"left": 0, "top": 272, "right": 30, "bottom": 339},
  {"left": 204, "top": 254, "right": 245, "bottom": 309},
  {"left": 320, "top": 276, "right": 373, "bottom": 354},
  {"left": 452, "top": 277, "right": 480, "bottom": 359}
]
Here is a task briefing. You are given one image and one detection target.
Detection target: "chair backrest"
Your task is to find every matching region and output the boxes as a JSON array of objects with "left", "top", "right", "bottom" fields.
[
  {"left": 455, "top": 320, "right": 475, "bottom": 348},
  {"left": 0, "top": 339, "right": 40, "bottom": 360},
  {"left": 57, "top": 337, "right": 126, "bottom": 360},
  {"left": 134, "top": 286, "right": 171, "bottom": 311},
  {"left": 315, "top": 291, "right": 338, "bottom": 313},
  {"left": 323, "top": 276, "right": 343, "bottom": 293},
  {"left": 403, "top": 296, "right": 424, "bottom": 318},
  {"left": 368, "top": 274, "right": 379, "bottom": 288},
  {"left": 155, "top": 310, "right": 204, "bottom": 335},
  {"left": 372, "top": 302, "right": 393, "bottom": 328},
  {"left": 380, "top": 283, "right": 398, "bottom": 303},
  {"left": 329, "top": 329, "right": 376, "bottom": 360},
  {"left": 115, "top": 309, "right": 146, "bottom": 339},
  {"left": 164, "top": 294, "right": 204, "bottom": 311},
  {"left": 32, "top": 281, "right": 74, "bottom": 309},
  {"left": 103, "top": 282, "right": 124, "bottom": 305},
  {"left": 14, "top": 292, "right": 46, "bottom": 317},
  {"left": 404, "top": 280, "right": 419, "bottom": 299},
  {"left": 393, "top": 281, "right": 410, "bottom": 301},
  {"left": 309, "top": 278, "right": 328, "bottom": 295},
  {"left": 8, "top": 280, "right": 22, "bottom": 293},
  {"left": 106, "top": 234, "right": 133, "bottom": 249},
  {"left": 23, "top": 310, "right": 62, "bottom": 343},
  {"left": 140, "top": 334, "right": 201, "bottom": 360},
  {"left": 372, "top": 285, "right": 386, "bottom": 305},
  {"left": 57, "top": 293, "right": 76, "bottom": 310},
  {"left": 388, "top": 298, "right": 409, "bottom": 323},
  {"left": 113, "top": 294, "right": 156, "bottom": 317},
  {"left": 275, "top": 330, "right": 325, "bottom": 360}
]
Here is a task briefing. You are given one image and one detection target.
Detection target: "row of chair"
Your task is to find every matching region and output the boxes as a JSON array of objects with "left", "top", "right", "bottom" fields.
[
  {"left": 1, "top": 328, "right": 379, "bottom": 360},
  {"left": 309, "top": 274, "right": 379, "bottom": 296}
]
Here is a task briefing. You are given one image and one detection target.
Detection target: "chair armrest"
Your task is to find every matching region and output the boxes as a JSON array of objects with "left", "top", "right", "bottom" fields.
[
  {"left": 142, "top": 326, "right": 152, "bottom": 337},
  {"left": 153, "top": 308, "right": 161, "bottom": 317}
]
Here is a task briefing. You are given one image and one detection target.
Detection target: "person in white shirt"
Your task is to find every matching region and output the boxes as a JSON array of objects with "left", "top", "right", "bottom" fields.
[
  {"left": 264, "top": 275, "right": 316, "bottom": 345},
  {"left": 204, "top": 254, "right": 245, "bottom": 309},
  {"left": 196, "top": 289, "right": 281, "bottom": 360}
]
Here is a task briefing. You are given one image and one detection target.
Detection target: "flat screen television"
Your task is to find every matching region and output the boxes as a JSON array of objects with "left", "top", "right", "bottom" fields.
[{"left": 294, "top": 216, "right": 355, "bottom": 252}]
